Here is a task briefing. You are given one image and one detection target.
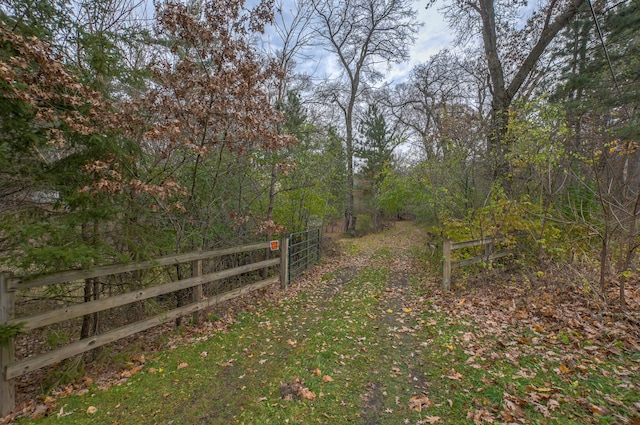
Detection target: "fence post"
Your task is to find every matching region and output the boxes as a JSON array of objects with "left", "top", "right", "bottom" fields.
[
  {"left": 192, "top": 255, "right": 203, "bottom": 324},
  {"left": 442, "top": 240, "right": 452, "bottom": 291},
  {"left": 280, "top": 233, "right": 290, "bottom": 290},
  {"left": 1, "top": 272, "right": 16, "bottom": 416},
  {"left": 484, "top": 238, "right": 494, "bottom": 262}
]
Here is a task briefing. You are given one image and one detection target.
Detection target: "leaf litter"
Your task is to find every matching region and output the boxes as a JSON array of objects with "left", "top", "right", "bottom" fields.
[{"left": 5, "top": 222, "right": 640, "bottom": 424}]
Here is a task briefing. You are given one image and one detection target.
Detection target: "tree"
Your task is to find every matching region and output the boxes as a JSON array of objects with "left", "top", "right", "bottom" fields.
[
  {"left": 310, "top": 0, "right": 420, "bottom": 233},
  {"left": 272, "top": 91, "right": 347, "bottom": 230},
  {"left": 120, "top": 0, "right": 294, "bottom": 252},
  {"left": 551, "top": 0, "right": 640, "bottom": 308},
  {"left": 392, "top": 50, "right": 488, "bottom": 161},
  {"left": 356, "top": 104, "right": 398, "bottom": 182},
  {"left": 438, "top": 0, "right": 588, "bottom": 180},
  {"left": 354, "top": 103, "right": 401, "bottom": 230}
]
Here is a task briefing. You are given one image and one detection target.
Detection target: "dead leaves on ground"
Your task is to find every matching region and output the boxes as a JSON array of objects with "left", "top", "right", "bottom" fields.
[
  {"left": 279, "top": 377, "right": 316, "bottom": 401},
  {"left": 408, "top": 394, "right": 432, "bottom": 412},
  {"left": 428, "top": 273, "right": 640, "bottom": 423}
]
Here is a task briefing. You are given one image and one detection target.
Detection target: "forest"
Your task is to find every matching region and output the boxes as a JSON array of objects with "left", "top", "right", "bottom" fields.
[
  {"left": 1, "top": 0, "right": 640, "bottom": 420},
  {"left": 1, "top": 0, "right": 639, "bottom": 358}
]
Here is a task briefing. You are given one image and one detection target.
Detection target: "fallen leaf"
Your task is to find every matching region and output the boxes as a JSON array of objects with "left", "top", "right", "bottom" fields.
[
  {"left": 558, "top": 364, "right": 571, "bottom": 374},
  {"left": 589, "top": 404, "right": 607, "bottom": 416},
  {"left": 533, "top": 324, "right": 546, "bottom": 333},
  {"left": 86, "top": 406, "right": 97, "bottom": 414},
  {"left": 445, "top": 368, "right": 463, "bottom": 380},
  {"left": 408, "top": 395, "right": 432, "bottom": 412},
  {"left": 300, "top": 388, "right": 316, "bottom": 400},
  {"left": 30, "top": 405, "right": 49, "bottom": 419},
  {"left": 313, "top": 368, "right": 322, "bottom": 376},
  {"left": 322, "top": 375, "right": 334, "bottom": 382},
  {"left": 403, "top": 308, "right": 413, "bottom": 313},
  {"left": 467, "top": 409, "right": 495, "bottom": 424},
  {"left": 177, "top": 362, "right": 189, "bottom": 370}
]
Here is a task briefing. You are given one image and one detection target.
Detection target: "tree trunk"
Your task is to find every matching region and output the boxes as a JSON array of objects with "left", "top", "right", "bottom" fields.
[{"left": 475, "top": 0, "right": 588, "bottom": 180}]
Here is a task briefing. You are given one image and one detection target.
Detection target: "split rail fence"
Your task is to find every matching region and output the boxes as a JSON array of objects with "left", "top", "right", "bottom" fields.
[
  {"left": 1, "top": 231, "right": 321, "bottom": 415},
  {"left": 442, "top": 237, "right": 513, "bottom": 290}
]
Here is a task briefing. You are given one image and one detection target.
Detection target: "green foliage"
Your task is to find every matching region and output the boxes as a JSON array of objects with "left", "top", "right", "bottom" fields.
[
  {"left": 356, "top": 104, "right": 397, "bottom": 182},
  {"left": 0, "top": 322, "right": 24, "bottom": 347},
  {"left": 273, "top": 93, "right": 347, "bottom": 231},
  {"left": 42, "top": 356, "right": 86, "bottom": 393},
  {"left": 354, "top": 214, "right": 373, "bottom": 236},
  {"left": 437, "top": 184, "right": 591, "bottom": 263},
  {"left": 46, "top": 328, "right": 69, "bottom": 348},
  {"left": 376, "top": 165, "right": 411, "bottom": 217},
  {"left": 376, "top": 157, "right": 482, "bottom": 227}
]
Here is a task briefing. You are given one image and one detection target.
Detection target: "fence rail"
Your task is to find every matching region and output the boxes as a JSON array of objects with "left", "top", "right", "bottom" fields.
[
  {"left": 0, "top": 232, "right": 321, "bottom": 416},
  {"left": 442, "top": 237, "right": 513, "bottom": 290}
]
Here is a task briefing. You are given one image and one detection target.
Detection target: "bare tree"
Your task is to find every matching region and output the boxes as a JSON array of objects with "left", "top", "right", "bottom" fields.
[
  {"left": 391, "top": 50, "right": 485, "bottom": 161},
  {"left": 310, "top": 0, "right": 420, "bottom": 233},
  {"left": 270, "top": 0, "right": 314, "bottom": 101}
]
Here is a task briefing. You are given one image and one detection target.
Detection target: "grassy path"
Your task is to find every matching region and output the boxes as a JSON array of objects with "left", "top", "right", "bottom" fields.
[
  {"left": 17, "top": 222, "right": 436, "bottom": 424},
  {"left": 14, "top": 222, "right": 640, "bottom": 424}
]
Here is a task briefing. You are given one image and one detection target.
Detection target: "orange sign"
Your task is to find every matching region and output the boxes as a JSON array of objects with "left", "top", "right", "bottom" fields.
[{"left": 270, "top": 240, "right": 279, "bottom": 251}]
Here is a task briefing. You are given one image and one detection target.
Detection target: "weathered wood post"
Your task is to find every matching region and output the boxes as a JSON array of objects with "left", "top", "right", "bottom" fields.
[
  {"left": 442, "top": 240, "right": 452, "bottom": 291},
  {"left": 192, "top": 254, "right": 203, "bottom": 324},
  {"left": 484, "top": 238, "right": 494, "bottom": 262},
  {"left": 280, "top": 233, "right": 290, "bottom": 290},
  {"left": 1, "top": 272, "right": 16, "bottom": 416}
]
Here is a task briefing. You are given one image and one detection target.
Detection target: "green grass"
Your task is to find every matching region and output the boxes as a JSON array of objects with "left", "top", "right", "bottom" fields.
[
  {"left": 17, "top": 223, "right": 640, "bottom": 424},
  {"left": 20, "top": 267, "right": 406, "bottom": 424}
]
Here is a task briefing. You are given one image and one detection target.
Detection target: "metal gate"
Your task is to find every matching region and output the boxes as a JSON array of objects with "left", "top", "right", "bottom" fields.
[{"left": 288, "top": 229, "right": 321, "bottom": 282}]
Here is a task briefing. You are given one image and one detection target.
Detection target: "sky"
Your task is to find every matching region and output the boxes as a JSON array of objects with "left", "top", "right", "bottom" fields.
[
  {"left": 258, "top": 0, "right": 456, "bottom": 85},
  {"left": 385, "top": 0, "right": 455, "bottom": 83}
]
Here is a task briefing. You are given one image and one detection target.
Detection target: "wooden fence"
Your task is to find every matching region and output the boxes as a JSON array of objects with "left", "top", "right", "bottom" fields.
[
  {"left": 0, "top": 235, "right": 300, "bottom": 415},
  {"left": 442, "top": 237, "right": 513, "bottom": 290}
]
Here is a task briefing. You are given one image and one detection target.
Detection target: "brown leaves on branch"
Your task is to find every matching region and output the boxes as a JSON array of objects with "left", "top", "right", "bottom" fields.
[
  {"left": 0, "top": 26, "right": 107, "bottom": 146},
  {"left": 136, "top": 0, "right": 295, "bottom": 162},
  {"left": 1, "top": 0, "right": 296, "bottom": 208}
]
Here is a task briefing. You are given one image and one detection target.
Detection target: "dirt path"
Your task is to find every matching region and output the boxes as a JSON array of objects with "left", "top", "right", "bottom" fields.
[
  {"left": 316, "top": 222, "right": 432, "bottom": 424},
  {"left": 12, "top": 220, "right": 639, "bottom": 424}
]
